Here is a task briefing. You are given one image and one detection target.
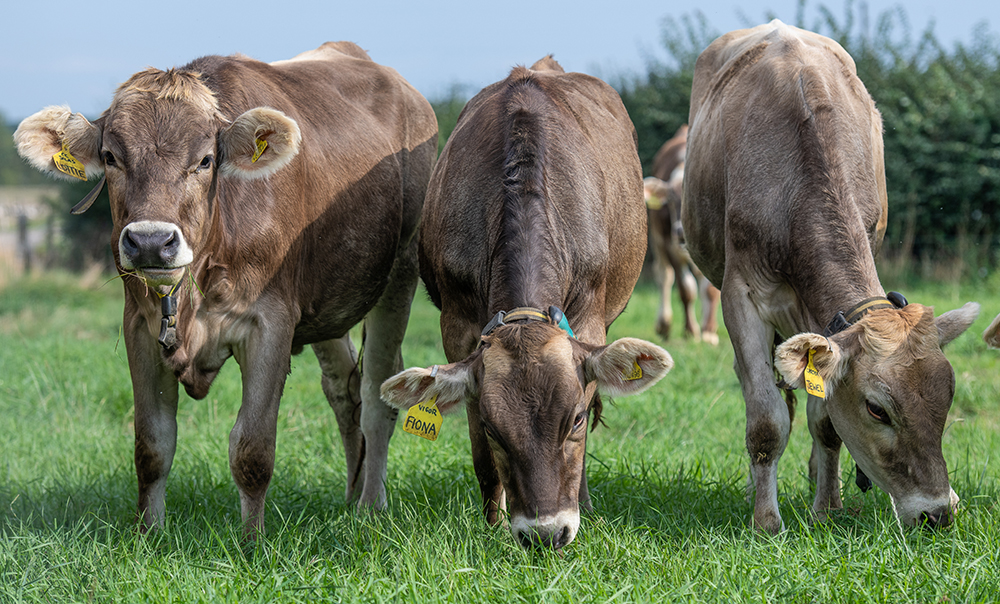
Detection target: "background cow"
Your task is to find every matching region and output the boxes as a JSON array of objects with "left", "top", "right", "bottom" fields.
[
  {"left": 682, "top": 21, "right": 979, "bottom": 533},
  {"left": 644, "top": 124, "right": 720, "bottom": 344},
  {"left": 14, "top": 42, "right": 438, "bottom": 534},
  {"left": 380, "top": 56, "right": 672, "bottom": 549}
]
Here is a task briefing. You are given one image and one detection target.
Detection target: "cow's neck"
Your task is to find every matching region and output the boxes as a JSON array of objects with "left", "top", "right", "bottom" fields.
[
  {"left": 487, "top": 197, "right": 569, "bottom": 316},
  {"left": 793, "top": 214, "right": 885, "bottom": 332}
]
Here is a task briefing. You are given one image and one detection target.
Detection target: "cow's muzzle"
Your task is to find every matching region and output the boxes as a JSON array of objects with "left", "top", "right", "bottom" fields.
[
  {"left": 119, "top": 221, "right": 193, "bottom": 286},
  {"left": 510, "top": 510, "right": 579, "bottom": 549}
]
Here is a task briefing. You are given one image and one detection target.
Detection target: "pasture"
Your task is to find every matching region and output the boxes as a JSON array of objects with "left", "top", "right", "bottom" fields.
[{"left": 1, "top": 271, "right": 999, "bottom": 602}]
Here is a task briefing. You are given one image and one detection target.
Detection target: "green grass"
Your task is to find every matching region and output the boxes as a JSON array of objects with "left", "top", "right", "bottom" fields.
[{"left": 2, "top": 270, "right": 999, "bottom": 602}]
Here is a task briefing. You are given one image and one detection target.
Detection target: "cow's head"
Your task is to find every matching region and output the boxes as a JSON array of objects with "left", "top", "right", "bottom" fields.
[
  {"left": 382, "top": 323, "right": 672, "bottom": 549},
  {"left": 775, "top": 302, "right": 979, "bottom": 528},
  {"left": 13, "top": 68, "right": 301, "bottom": 289}
]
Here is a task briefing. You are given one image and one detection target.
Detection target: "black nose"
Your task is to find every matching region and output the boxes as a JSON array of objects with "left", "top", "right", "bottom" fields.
[
  {"left": 122, "top": 226, "right": 180, "bottom": 267},
  {"left": 919, "top": 507, "right": 953, "bottom": 529}
]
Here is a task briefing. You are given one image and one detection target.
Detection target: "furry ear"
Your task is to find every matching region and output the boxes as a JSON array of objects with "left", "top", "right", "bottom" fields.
[
  {"left": 219, "top": 107, "right": 301, "bottom": 180},
  {"left": 14, "top": 106, "right": 104, "bottom": 181},
  {"left": 774, "top": 333, "right": 847, "bottom": 390},
  {"left": 983, "top": 311, "right": 1000, "bottom": 349},
  {"left": 380, "top": 359, "right": 479, "bottom": 415},
  {"left": 584, "top": 337, "right": 673, "bottom": 397},
  {"left": 934, "top": 302, "right": 979, "bottom": 347}
]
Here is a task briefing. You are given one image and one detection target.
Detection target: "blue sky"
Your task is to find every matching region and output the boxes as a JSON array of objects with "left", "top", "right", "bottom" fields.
[{"left": 1, "top": 0, "right": 997, "bottom": 121}]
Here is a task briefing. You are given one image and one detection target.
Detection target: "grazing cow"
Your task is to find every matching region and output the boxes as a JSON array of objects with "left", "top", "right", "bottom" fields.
[
  {"left": 380, "top": 56, "right": 673, "bottom": 549},
  {"left": 984, "top": 314, "right": 1000, "bottom": 348},
  {"left": 682, "top": 21, "right": 979, "bottom": 533},
  {"left": 644, "top": 124, "right": 720, "bottom": 344},
  {"left": 14, "top": 42, "right": 438, "bottom": 534}
]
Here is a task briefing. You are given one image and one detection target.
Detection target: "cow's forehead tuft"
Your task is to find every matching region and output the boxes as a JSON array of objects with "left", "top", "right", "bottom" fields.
[{"left": 109, "top": 68, "right": 221, "bottom": 120}]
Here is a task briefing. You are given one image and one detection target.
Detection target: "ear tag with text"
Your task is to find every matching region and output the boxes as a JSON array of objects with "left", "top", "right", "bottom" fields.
[
  {"left": 53, "top": 143, "right": 87, "bottom": 181},
  {"left": 624, "top": 360, "right": 644, "bottom": 381},
  {"left": 804, "top": 349, "right": 826, "bottom": 398},
  {"left": 251, "top": 137, "right": 268, "bottom": 163},
  {"left": 403, "top": 394, "right": 443, "bottom": 441}
]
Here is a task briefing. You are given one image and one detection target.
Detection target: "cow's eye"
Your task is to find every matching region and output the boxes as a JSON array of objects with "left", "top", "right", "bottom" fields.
[
  {"left": 572, "top": 411, "right": 587, "bottom": 432},
  {"left": 103, "top": 151, "right": 117, "bottom": 167},
  {"left": 197, "top": 155, "right": 214, "bottom": 171},
  {"left": 866, "top": 401, "right": 891, "bottom": 425}
]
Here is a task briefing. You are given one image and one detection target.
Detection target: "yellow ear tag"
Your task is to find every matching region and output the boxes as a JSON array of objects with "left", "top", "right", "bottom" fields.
[
  {"left": 251, "top": 137, "right": 268, "bottom": 163},
  {"left": 403, "top": 394, "right": 443, "bottom": 441},
  {"left": 645, "top": 193, "right": 664, "bottom": 210},
  {"left": 624, "top": 360, "right": 644, "bottom": 381},
  {"left": 53, "top": 143, "right": 87, "bottom": 181},
  {"left": 804, "top": 349, "right": 826, "bottom": 399}
]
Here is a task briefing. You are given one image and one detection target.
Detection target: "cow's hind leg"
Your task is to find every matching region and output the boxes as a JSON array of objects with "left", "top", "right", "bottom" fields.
[
  {"left": 722, "top": 273, "right": 791, "bottom": 534},
  {"left": 654, "top": 248, "right": 676, "bottom": 340},
  {"left": 698, "top": 276, "right": 721, "bottom": 345},
  {"left": 357, "top": 238, "right": 419, "bottom": 510},
  {"left": 313, "top": 335, "right": 363, "bottom": 501}
]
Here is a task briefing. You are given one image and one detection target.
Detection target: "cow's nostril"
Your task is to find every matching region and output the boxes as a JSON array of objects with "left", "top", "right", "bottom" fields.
[
  {"left": 920, "top": 508, "right": 953, "bottom": 529},
  {"left": 553, "top": 526, "right": 571, "bottom": 549}
]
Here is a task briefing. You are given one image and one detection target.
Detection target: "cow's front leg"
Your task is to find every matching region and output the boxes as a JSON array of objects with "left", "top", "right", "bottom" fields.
[
  {"left": 127, "top": 311, "right": 180, "bottom": 532},
  {"left": 467, "top": 400, "right": 504, "bottom": 525},
  {"left": 230, "top": 324, "right": 293, "bottom": 535},
  {"left": 807, "top": 395, "right": 843, "bottom": 522},
  {"left": 722, "top": 274, "right": 791, "bottom": 534},
  {"left": 356, "top": 240, "right": 419, "bottom": 509},
  {"left": 313, "top": 336, "right": 363, "bottom": 501}
]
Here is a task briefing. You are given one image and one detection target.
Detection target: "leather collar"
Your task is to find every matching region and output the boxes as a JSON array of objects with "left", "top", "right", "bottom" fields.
[{"left": 822, "top": 291, "right": 908, "bottom": 336}]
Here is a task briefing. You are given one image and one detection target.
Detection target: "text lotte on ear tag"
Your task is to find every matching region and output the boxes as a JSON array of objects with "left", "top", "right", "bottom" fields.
[
  {"left": 251, "top": 137, "right": 268, "bottom": 163},
  {"left": 624, "top": 360, "right": 643, "bottom": 381},
  {"left": 403, "top": 394, "right": 443, "bottom": 441},
  {"left": 804, "top": 349, "right": 826, "bottom": 399},
  {"left": 53, "top": 142, "right": 87, "bottom": 181}
]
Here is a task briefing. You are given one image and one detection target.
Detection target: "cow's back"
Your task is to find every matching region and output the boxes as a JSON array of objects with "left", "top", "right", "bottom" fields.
[
  {"left": 420, "top": 64, "right": 643, "bottom": 344},
  {"left": 683, "top": 20, "right": 886, "bottom": 290}
]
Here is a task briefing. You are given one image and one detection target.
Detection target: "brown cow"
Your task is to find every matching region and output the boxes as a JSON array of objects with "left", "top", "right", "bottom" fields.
[
  {"left": 644, "top": 124, "right": 720, "bottom": 344},
  {"left": 380, "top": 56, "right": 673, "bottom": 549},
  {"left": 682, "top": 21, "right": 979, "bottom": 533},
  {"left": 14, "top": 42, "right": 437, "bottom": 534}
]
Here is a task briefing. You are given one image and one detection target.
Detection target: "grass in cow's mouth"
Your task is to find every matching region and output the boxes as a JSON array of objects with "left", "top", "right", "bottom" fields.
[{"left": 2, "top": 272, "right": 999, "bottom": 602}]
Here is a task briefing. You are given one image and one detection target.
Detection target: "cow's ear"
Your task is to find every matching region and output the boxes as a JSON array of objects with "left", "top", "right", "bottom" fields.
[
  {"left": 219, "top": 107, "right": 301, "bottom": 180},
  {"left": 774, "top": 333, "right": 847, "bottom": 389},
  {"left": 984, "top": 311, "right": 1000, "bottom": 349},
  {"left": 14, "top": 106, "right": 103, "bottom": 181},
  {"left": 584, "top": 337, "right": 673, "bottom": 397},
  {"left": 380, "top": 358, "right": 479, "bottom": 415},
  {"left": 933, "top": 302, "right": 979, "bottom": 347}
]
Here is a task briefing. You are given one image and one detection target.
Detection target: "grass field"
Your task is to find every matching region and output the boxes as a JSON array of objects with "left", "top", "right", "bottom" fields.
[{"left": 1, "top": 270, "right": 999, "bottom": 602}]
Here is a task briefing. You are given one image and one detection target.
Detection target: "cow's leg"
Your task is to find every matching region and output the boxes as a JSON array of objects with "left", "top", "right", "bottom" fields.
[
  {"left": 126, "top": 310, "right": 180, "bottom": 532},
  {"left": 653, "top": 246, "right": 675, "bottom": 341},
  {"left": 722, "top": 274, "right": 790, "bottom": 534},
  {"left": 578, "top": 440, "right": 593, "bottom": 513},
  {"left": 356, "top": 240, "right": 419, "bottom": 510},
  {"left": 699, "top": 277, "right": 721, "bottom": 346},
  {"left": 674, "top": 260, "right": 701, "bottom": 340},
  {"left": 229, "top": 321, "right": 293, "bottom": 535},
  {"left": 313, "top": 335, "right": 363, "bottom": 501},
  {"left": 807, "top": 395, "right": 843, "bottom": 522}
]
